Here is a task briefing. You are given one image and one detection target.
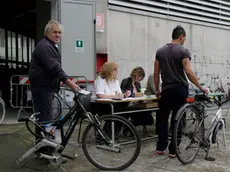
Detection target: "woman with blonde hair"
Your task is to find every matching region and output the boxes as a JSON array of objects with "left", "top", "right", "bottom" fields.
[
  {"left": 94, "top": 61, "right": 130, "bottom": 99},
  {"left": 93, "top": 61, "right": 130, "bottom": 136}
]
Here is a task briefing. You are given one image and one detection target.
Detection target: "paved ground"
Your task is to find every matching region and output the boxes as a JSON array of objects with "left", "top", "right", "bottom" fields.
[{"left": 1, "top": 105, "right": 230, "bottom": 172}]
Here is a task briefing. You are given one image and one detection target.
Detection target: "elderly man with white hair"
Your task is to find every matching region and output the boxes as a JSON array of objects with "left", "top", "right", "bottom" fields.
[{"left": 28, "top": 20, "right": 80, "bottom": 157}]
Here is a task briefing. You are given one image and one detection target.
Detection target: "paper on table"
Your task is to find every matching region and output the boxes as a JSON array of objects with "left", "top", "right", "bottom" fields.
[
  {"left": 144, "top": 95, "right": 156, "bottom": 98},
  {"left": 97, "top": 98, "right": 115, "bottom": 101},
  {"left": 123, "top": 97, "right": 144, "bottom": 100},
  {"left": 79, "top": 89, "right": 91, "bottom": 95}
]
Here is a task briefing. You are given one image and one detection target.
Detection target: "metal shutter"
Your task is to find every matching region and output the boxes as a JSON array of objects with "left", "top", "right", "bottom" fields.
[{"left": 108, "top": 0, "right": 230, "bottom": 27}]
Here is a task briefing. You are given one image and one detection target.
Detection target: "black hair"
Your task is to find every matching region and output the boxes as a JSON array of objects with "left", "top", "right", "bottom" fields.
[{"left": 172, "top": 25, "right": 186, "bottom": 40}]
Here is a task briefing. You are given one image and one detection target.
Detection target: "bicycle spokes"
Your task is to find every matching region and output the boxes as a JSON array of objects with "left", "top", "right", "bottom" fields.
[{"left": 82, "top": 115, "right": 140, "bottom": 170}]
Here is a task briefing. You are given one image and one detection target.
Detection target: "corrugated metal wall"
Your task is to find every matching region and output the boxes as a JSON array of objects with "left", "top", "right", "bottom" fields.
[{"left": 108, "top": 0, "right": 230, "bottom": 27}]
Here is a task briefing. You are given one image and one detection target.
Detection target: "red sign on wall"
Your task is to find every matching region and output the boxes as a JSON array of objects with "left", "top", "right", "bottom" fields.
[{"left": 96, "top": 13, "right": 104, "bottom": 32}]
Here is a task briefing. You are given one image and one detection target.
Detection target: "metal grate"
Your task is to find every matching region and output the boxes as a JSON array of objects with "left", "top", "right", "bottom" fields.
[{"left": 108, "top": 0, "right": 230, "bottom": 27}]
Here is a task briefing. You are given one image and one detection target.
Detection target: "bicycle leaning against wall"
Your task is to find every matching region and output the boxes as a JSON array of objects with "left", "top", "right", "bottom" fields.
[{"left": 17, "top": 89, "right": 141, "bottom": 170}]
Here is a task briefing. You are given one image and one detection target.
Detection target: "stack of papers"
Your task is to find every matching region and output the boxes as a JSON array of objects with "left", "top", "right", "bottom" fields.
[{"left": 79, "top": 90, "right": 91, "bottom": 95}]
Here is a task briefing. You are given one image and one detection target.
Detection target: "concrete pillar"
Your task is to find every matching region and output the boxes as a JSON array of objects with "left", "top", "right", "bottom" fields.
[{"left": 51, "top": 0, "right": 60, "bottom": 21}]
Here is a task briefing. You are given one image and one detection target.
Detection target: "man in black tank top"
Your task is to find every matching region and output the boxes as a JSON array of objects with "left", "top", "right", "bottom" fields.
[{"left": 153, "top": 25, "right": 208, "bottom": 157}]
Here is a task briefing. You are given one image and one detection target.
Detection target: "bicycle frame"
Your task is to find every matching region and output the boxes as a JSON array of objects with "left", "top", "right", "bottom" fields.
[
  {"left": 204, "top": 107, "right": 224, "bottom": 142},
  {"left": 19, "top": 94, "right": 90, "bottom": 149},
  {"left": 51, "top": 96, "right": 91, "bottom": 152},
  {"left": 26, "top": 93, "right": 110, "bottom": 152},
  {"left": 195, "top": 95, "right": 227, "bottom": 145},
  {"left": 17, "top": 93, "right": 109, "bottom": 164}
]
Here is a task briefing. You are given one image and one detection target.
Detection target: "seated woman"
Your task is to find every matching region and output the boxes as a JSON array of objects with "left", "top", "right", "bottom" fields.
[
  {"left": 144, "top": 74, "right": 155, "bottom": 96},
  {"left": 93, "top": 61, "right": 130, "bottom": 135},
  {"left": 94, "top": 61, "right": 130, "bottom": 99},
  {"left": 120, "top": 67, "right": 154, "bottom": 127}
]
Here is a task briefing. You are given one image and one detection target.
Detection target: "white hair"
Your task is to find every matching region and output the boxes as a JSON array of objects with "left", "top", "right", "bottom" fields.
[{"left": 44, "top": 20, "right": 64, "bottom": 35}]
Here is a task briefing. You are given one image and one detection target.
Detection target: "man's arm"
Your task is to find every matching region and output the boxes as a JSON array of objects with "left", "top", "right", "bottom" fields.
[
  {"left": 38, "top": 46, "right": 67, "bottom": 81},
  {"left": 38, "top": 46, "right": 80, "bottom": 92},
  {"left": 153, "top": 59, "right": 161, "bottom": 97},
  {"left": 182, "top": 58, "right": 206, "bottom": 92}
]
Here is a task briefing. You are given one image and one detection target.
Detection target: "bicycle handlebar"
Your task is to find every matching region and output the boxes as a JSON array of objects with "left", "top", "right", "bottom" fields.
[{"left": 194, "top": 93, "right": 230, "bottom": 107}]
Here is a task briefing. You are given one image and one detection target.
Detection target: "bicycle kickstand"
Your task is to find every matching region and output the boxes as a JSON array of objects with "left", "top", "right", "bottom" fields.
[{"left": 204, "top": 143, "right": 215, "bottom": 161}]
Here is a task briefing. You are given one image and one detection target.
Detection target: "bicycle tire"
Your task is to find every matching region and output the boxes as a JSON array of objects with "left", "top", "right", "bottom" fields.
[
  {"left": 0, "top": 98, "right": 5, "bottom": 124},
  {"left": 212, "top": 119, "right": 226, "bottom": 147},
  {"left": 82, "top": 115, "right": 141, "bottom": 170},
  {"left": 212, "top": 121, "right": 222, "bottom": 144},
  {"left": 53, "top": 94, "right": 62, "bottom": 120},
  {"left": 173, "top": 104, "right": 201, "bottom": 164}
]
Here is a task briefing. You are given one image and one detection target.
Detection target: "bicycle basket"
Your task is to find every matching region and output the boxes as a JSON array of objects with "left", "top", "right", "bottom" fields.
[{"left": 78, "top": 93, "right": 92, "bottom": 111}]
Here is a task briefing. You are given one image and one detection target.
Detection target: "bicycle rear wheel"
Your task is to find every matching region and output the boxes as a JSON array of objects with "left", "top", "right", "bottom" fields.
[
  {"left": 52, "top": 94, "right": 62, "bottom": 120},
  {"left": 82, "top": 115, "right": 141, "bottom": 170},
  {"left": 0, "top": 98, "right": 5, "bottom": 124},
  {"left": 212, "top": 119, "right": 227, "bottom": 150},
  {"left": 173, "top": 104, "right": 201, "bottom": 164}
]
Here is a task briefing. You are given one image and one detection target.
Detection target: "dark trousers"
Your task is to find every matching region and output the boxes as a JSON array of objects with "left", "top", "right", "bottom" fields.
[
  {"left": 156, "top": 85, "right": 188, "bottom": 154},
  {"left": 31, "top": 88, "right": 55, "bottom": 122},
  {"left": 31, "top": 88, "right": 55, "bottom": 145},
  {"left": 130, "top": 112, "right": 154, "bottom": 126},
  {"left": 155, "top": 110, "right": 160, "bottom": 135}
]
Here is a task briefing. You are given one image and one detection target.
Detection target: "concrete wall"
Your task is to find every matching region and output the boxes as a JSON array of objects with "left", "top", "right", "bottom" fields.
[
  {"left": 49, "top": 0, "right": 230, "bottom": 90},
  {"left": 94, "top": 0, "right": 107, "bottom": 53},
  {"left": 107, "top": 8, "right": 230, "bottom": 88}
]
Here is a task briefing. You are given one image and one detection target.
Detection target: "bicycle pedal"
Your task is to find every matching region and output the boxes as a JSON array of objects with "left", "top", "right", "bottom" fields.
[{"left": 61, "top": 153, "right": 76, "bottom": 160}]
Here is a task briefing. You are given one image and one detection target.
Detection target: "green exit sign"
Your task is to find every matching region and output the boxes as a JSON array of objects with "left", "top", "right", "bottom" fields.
[{"left": 75, "top": 39, "right": 84, "bottom": 52}]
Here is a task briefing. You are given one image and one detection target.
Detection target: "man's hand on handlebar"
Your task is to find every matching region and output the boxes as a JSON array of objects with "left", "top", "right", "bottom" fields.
[
  {"left": 201, "top": 87, "right": 209, "bottom": 95},
  {"left": 73, "top": 84, "right": 81, "bottom": 93},
  {"left": 65, "top": 79, "right": 81, "bottom": 93}
]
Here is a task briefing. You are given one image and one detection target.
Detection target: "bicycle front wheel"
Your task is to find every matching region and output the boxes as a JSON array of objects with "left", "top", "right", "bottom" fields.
[
  {"left": 173, "top": 104, "right": 201, "bottom": 164},
  {"left": 82, "top": 115, "right": 141, "bottom": 170},
  {"left": 0, "top": 98, "right": 5, "bottom": 124}
]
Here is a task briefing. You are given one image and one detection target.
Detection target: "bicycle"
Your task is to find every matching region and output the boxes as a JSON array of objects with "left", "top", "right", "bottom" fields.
[
  {"left": 16, "top": 90, "right": 141, "bottom": 170},
  {"left": 52, "top": 85, "right": 89, "bottom": 120},
  {"left": 172, "top": 93, "right": 229, "bottom": 164}
]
